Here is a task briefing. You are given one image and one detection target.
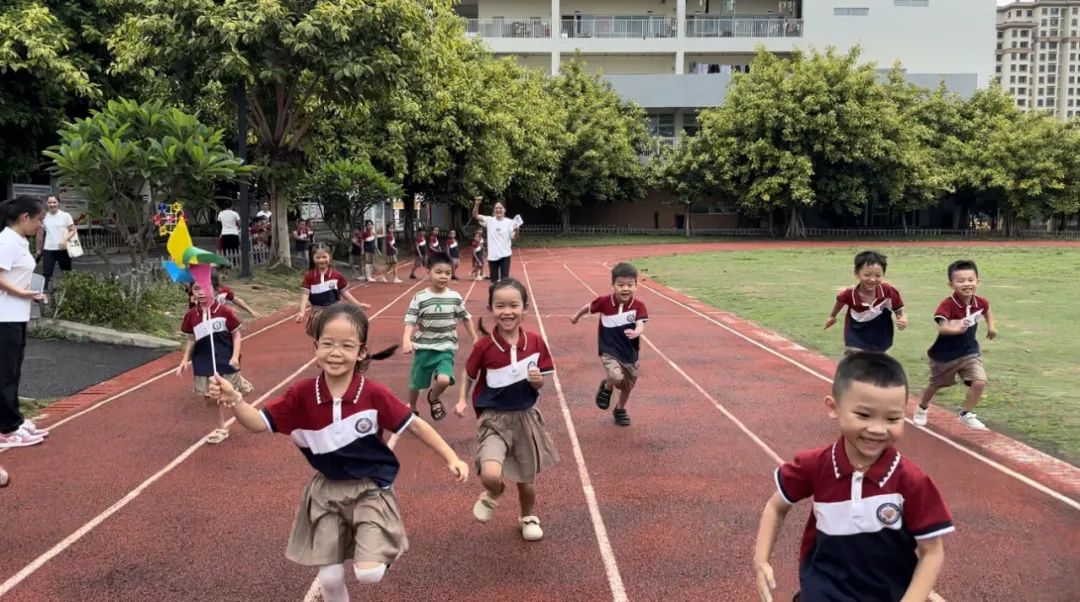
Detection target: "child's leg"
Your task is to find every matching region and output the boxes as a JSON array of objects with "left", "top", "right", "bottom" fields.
[
  {"left": 918, "top": 384, "right": 941, "bottom": 410},
  {"left": 317, "top": 564, "right": 349, "bottom": 602},
  {"left": 962, "top": 381, "right": 986, "bottom": 414},
  {"left": 480, "top": 460, "right": 506, "bottom": 498},
  {"left": 352, "top": 561, "right": 387, "bottom": 584},
  {"left": 615, "top": 386, "right": 632, "bottom": 410},
  {"left": 516, "top": 482, "right": 536, "bottom": 517},
  {"left": 407, "top": 389, "right": 420, "bottom": 413},
  {"left": 430, "top": 373, "right": 451, "bottom": 400}
]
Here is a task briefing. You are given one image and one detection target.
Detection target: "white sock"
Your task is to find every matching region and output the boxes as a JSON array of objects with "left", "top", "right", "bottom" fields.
[
  {"left": 318, "top": 564, "right": 349, "bottom": 602},
  {"left": 353, "top": 563, "right": 386, "bottom": 584}
]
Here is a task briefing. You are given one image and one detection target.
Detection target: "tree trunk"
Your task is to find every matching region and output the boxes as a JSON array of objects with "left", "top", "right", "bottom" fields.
[
  {"left": 683, "top": 202, "right": 692, "bottom": 237},
  {"left": 560, "top": 210, "right": 570, "bottom": 234},
  {"left": 901, "top": 210, "right": 909, "bottom": 234},
  {"left": 1003, "top": 209, "right": 1020, "bottom": 237},
  {"left": 270, "top": 182, "right": 292, "bottom": 267},
  {"left": 402, "top": 190, "right": 416, "bottom": 248},
  {"left": 785, "top": 204, "right": 806, "bottom": 239}
]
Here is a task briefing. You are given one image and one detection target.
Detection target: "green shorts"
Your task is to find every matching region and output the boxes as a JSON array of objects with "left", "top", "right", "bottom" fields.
[{"left": 409, "top": 349, "right": 456, "bottom": 391}]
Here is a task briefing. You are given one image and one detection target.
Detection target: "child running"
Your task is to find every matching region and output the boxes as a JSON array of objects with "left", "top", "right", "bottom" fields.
[
  {"left": 211, "top": 271, "right": 261, "bottom": 319},
  {"left": 403, "top": 253, "right": 477, "bottom": 420},
  {"left": 361, "top": 220, "right": 379, "bottom": 283},
  {"left": 408, "top": 228, "right": 426, "bottom": 280},
  {"left": 296, "top": 243, "right": 369, "bottom": 338},
  {"left": 293, "top": 219, "right": 314, "bottom": 268},
  {"left": 177, "top": 281, "right": 253, "bottom": 444},
  {"left": 824, "top": 250, "right": 907, "bottom": 353},
  {"left": 427, "top": 227, "right": 442, "bottom": 256},
  {"left": 349, "top": 223, "right": 364, "bottom": 280},
  {"left": 209, "top": 304, "right": 468, "bottom": 602},
  {"left": 470, "top": 230, "right": 485, "bottom": 281},
  {"left": 382, "top": 225, "right": 402, "bottom": 283},
  {"left": 446, "top": 229, "right": 461, "bottom": 281},
  {"left": 570, "top": 262, "right": 648, "bottom": 426},
  {"left": 914, "top": 259, "right": 997, "bottom": 430},
  {"left": 455, "top": 278, "right": 560, "bottom": 541},
  {"left": 753, "top": 352, "right": 953, "bottom": 602}
]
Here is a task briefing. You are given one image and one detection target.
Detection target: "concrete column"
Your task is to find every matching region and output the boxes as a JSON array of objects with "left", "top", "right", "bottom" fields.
[
  {"left": 552, "top": 52, "right": 561, "bottom": 75},
  {"left": 675, "top": 50, "right": 685, "bottom": 74},
  {"left": 677, "top": 0, "right": 686, "bottom": 37},
  {"left": 551, "top": 0, "right": 561, "bottom": 75},
  {"left": 674, "top": 110, "right": 685, "bottom": 143}
]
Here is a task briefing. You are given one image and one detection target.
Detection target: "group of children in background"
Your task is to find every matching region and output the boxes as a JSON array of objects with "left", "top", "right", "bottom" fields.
[{"left": 169, "top": 242, "right": 992, "bottom": 602}]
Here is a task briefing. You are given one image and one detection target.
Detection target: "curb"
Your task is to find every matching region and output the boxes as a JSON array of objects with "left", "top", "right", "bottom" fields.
[{"left": 32, "top": 319, "right": 181, "bottom": 349}]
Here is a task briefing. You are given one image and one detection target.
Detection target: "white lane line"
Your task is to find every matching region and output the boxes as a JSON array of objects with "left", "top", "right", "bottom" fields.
[
  {"left": 0, "top": 279, "right": 425, "bottom": 598},
  {"left": 624, "top": 266, "right": 1080, "bottom": 512},
  {"left": 521, "top": 262, "right": 628, "bottom": 602}
]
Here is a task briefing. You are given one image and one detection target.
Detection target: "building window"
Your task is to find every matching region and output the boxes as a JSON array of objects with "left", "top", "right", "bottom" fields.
[
  {"left": 1019, "top": 87, "right": 1027, "bottom": 94},
  {"left": 1018, "top": 98, "right": 1027, "bottom": 106},
  {"left": 1039, "top": 76, "right": 1045, "bottom": 84},
  {"left": 1048, "top": 98, "right": 1056, "bottom": 107},
  {"left": 682, "top": 114, "right": 699, "bottom": 137},
  {"left": 1019, "top": 75, "right": 1027, "bottom": 83},
  {"left": 1010, "top": 75, "right": 1017, "bottom": 83},
  {"left": 1038, "top": 99, "right": 1045, "bottom": 106},
  {"left": 1039, "top": 87, "right": 1045, "bottom": 95},
  {"left": 833, "top": 7, "right": 870, "bottom": 16},
  {"left": 646, "top": 114, "right": 675, "bottom": 138}
]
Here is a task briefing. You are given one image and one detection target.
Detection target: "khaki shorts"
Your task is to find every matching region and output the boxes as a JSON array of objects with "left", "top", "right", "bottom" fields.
[
  {"left": 475, "top": 408, "right": 560, "bottom": 484},
  {"left": 601, "top": 354, "right": 639, "bottom": 392},
  {"left": 286, "top": 473, "right": 408, "bottom": 567},
  {"left": 193, "top": 372, "right": 252, "bottom": 401},
  {"left": 929, "top": 355, "right": 987, "bottom": 389}
]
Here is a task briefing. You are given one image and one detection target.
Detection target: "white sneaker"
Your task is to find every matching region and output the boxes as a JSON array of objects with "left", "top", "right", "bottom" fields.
[
  {"left": 472, "top": 491, "right": 499, "bottom": 523},
  {"left": 913, "top": 407, "right": 929, "bottom": 426},
  {"left": 0, "top": 465, "right": 9, "bottom": 487},
  {"left": 0, "top": 427, "right": 45, "bottom": 449},
  {"left": 22, "top": 419, "right": 49, "bottom": 438},
  {"left": 519, "top": 516, "right": 544, "bottom": 541},
  {"left": 959, "top": 412, "right": 988, "bottom": 430}
]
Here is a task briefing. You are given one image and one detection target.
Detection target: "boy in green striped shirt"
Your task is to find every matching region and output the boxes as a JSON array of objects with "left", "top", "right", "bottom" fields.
[{"left": 403, "top": 253, "right": 478, "bottom": 421}]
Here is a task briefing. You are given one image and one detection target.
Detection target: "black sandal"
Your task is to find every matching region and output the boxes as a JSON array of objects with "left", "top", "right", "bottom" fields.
[
  {"left": 428, "top": 391, "right": 446, "bottom": 421},
  {"left": 613, "top": 408, "right": 630, "bottom": 426},
  {"left": 595, "top": 380, "right": 612, "bottom": 410}
]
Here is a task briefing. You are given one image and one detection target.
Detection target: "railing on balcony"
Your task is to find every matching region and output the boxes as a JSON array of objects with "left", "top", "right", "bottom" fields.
[
  {"left": 560, "top": 16, "right": 677, "bottom": 39},
  {"left": 686, "top": 17, "right": 803, "bottom": 38},
  {"left": 465, "top": 18, "right": 552, "bottom": 39}
]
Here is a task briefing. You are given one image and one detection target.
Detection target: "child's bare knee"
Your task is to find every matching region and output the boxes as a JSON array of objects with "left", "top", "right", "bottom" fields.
[
  {"left": 435, "top": 374, "right": 452, "bottom": 386},
  {"left": 969, "top": 380, "right": 987, "bottom": 391}
]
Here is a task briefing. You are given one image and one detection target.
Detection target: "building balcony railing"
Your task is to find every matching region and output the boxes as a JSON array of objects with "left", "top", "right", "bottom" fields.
[
  {"left": 465, "top": 18, "right": 552, "bottom": 39},
  {"left": 560, "top": 16, "right": 677, "bottom": 39},
  {"left": 686, "top": 17, "right": 803, "bottom": 38}
]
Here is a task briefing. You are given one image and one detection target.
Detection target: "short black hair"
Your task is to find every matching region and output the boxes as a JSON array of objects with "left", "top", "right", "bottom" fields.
[
  {"left": 0, "top": 195, "right": 45, "bottom": 227},
  {"left": 832, "top": 352, "right": 908, "bottom": 401},
  {"left": 854, "top": 250, "right": 887, "bottom": 273},
  {"left": 947, "top": 259, "right": 978, "bottom": 281},
  {"left": 426, "top": 251, "right": 452, "bottom": 270},
  {"left": 611, "top": 262, "right": 638, "bottom": 283}
]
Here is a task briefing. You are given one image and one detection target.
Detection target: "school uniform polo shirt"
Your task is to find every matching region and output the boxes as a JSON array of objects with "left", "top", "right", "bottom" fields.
[
  {"left": 927, "top": 294, "right": 990, "bottom": 363},
  {"left": 214, "top": 286, "right": 235, "bottom": 306},
  {"left": 180, "top": 302, "right": 242, "bottom": 376},
  {"left": 775, "top": 438, "right": 954, "bottom": 602},
  {"left": 261, "top": 374, "right": 414, "bottom": 487},
  {"left": 466, "top": 328, "right": 554, "bottom": 414},
  {"left": 363, "top": 227, "right": 377, "bottom": 254},
  {"left": 447, "top": 239, "right": 460, "bottom": 259},
  {"left": 302, "top": 269, "right": 348, "bottom": 308},
  {"left": 837, "top": 284, "right": 904, "bottom": 352},
  {"left": 386, "top": 232, "right": 397, "bottom": 255},
  {"left": 415, "top": 236, "right": 426, "bottom": 256},
  {"left": 589, "top": 294, "right": 649, "bottom": 365}
]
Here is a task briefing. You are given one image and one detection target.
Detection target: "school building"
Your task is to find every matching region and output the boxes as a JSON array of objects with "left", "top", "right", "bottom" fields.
[{"left": 454, "top": 0, "right": 997, "bottom": 230}]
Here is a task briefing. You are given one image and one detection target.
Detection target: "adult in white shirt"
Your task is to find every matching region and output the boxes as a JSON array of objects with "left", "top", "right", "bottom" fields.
[
  {"left": 255, "top": 202, "right": 272, "bottom": 221},
  {"left": 34, "top": 196, "right": 77, "bottom": 290},
  {"left": 472, "top": 196, "right": 519, "bottom": 282},
  {"left": 217, "top": 202, "right": 242, "bottom": 251},
  {"left": 0, "top": 196, "right": 48, "bottom": 448}
]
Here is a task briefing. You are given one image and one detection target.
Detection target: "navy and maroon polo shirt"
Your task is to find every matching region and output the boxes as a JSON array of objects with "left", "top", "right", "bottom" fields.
[
  {"left": 775, "top": 438, "right": 954, "bottom": 602},
  {"left": 261, "top": 373, "right": 414, "bottom": 486},
  {"left": 837, "top": 283, "right": 904, "bottom": 352},
  {"left": 465, "top": 328, "right": 554, "bottom": 415},
  {"left": 589, "top": 294, "right": 649, "bottom": 365},
  {"left": 180, "top": 302, "right": 242, "bottom": 377},
  {"left": 214, "top": 285, "right": 236, "bottom": 306},
  {"left": 363, "top": 226, "right": 377, "bottom": 254},
  {"left": 927, "top": 293, "right": 990, "bottom": 362},
  {"left": 302, "top": 268, "right": 348, "bottom": 308},
  {"left": 415, "top": 235, "right": 427, "bottom": 257},
  {"left": 386, "top": 231, "right": 397, "bottom": 255}
]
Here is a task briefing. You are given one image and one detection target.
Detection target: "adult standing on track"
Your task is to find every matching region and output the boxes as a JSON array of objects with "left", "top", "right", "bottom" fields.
[
  {"left": 35, "top": 196, "right": 76, "bottom": 291},
  {"left": 472, "top": 196, "right": 519, "bottom": 282},
  {"left": 217, "top": 201, "right": 242, "bottom": 252},
  {"left": 0, "top": 196, "right": 49, "bottom": 449}
]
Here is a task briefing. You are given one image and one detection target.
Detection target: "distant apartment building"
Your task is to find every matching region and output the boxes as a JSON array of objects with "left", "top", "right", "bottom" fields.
[{"left": 997, "top": 0, "right": 1080, "bottom": 119}]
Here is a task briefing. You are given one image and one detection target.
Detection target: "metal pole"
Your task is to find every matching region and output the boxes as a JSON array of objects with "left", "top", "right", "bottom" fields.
[{"left": 234, "top": 80, "right": 252, "bottom": 278}]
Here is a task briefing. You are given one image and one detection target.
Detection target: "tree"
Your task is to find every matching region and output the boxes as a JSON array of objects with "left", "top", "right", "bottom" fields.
[
  {"left": 650, "top": 137, "right": 709, "bottom": 236},
  {"left": 547, "top": 57, "right": 650, "bottom": 231},
  {"left": 300, "top": 158, "right": 401, "bottom": 248},
  {"left": 110, "top": 0, "right": 446, "bottom": 265},
  {"left": 43, "top": 99, "right": 249, "bottom": 264}
]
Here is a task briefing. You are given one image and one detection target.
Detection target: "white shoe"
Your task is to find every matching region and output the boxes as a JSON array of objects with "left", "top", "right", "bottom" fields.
[
  {"left": 959, "top": 412, "right": 988, "bottom": 430},
  {"left": 472, "top": 491, "right": 499, "bottom": 523},
  {"left": 0, "top": 427, "right": 45, "bottom": 449},
  {"left": 519, "top": 516, "right": 543, "bottom": 541},
  {"left": 913, "top": 407, "right": 928, "bottom": 426},
  {"left": 393, "top": 277, "right": 403, "bottom": 283},
  {"left": 21, "top": 419, "right": 48, "bottom": 438},
  {"left": 0, "top": 465, "right": 9, "bottom": 487}
]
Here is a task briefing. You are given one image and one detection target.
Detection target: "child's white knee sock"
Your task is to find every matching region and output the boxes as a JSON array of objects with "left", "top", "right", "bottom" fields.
[
  {"left": 318, "top": 564, "right": 349, "bottom": 602},
  {"left": 353, "top": 563, "right": 386, "bottom": 584}
]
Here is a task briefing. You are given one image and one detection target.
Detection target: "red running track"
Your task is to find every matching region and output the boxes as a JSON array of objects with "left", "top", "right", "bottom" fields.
[{"left": 0, "top": 244, "right": 1077, "bottom": 601}]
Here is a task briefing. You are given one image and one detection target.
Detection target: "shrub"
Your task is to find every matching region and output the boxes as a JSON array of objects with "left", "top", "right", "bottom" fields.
[
  {"left": 54, "top": 268, "right": 188, "bottom": 333},
  {"left": 54, "top": 272, "right": 127, "bottom": 325}
]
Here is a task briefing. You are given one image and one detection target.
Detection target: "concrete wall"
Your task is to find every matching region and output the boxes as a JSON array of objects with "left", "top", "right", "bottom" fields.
[
  {"left": 567, "top": 190, "right": 741, "bottom": 229},
  {"left": 479, "top": 0, "right": 550, "bottom": 20},
  {"left": 497, "top": 53, "right": 552, "bottom": 71},
  {"left": 560, "top": 1, "right": 675, "bottom": 16},
  {"left": 570, "top": 54, "right": 677, "bottom": 74}
]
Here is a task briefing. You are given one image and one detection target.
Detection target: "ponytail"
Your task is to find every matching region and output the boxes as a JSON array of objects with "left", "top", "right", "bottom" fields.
[
  {"left": 357, "top": 344, "right": 398, "bottom": 373},
  {"left": 0, "top": 195, "right": 45, "bottom": 228}
]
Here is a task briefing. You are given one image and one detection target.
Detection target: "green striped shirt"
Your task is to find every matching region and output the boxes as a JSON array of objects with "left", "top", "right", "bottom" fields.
[{"left": 405, "top": 288, "right": 471, "bottom": 351}]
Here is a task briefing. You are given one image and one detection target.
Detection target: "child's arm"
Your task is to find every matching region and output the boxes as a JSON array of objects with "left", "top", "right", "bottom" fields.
[
  {"left": 824, "top": 300, "right": 845, "bottom": 329},
  {"left": 894, "top": 307, "right": 908, "bottom": 330},
  {"left": 455, "top": 369, "right": 474, "bottom": 417},
  {"left": 232, "top": 296, "right": 260, "bottom": 319},
  {"left": 295, "top": 290, "right": 310, "bottom": 322},
  {"left": 462, "top": 315, "right": 479, "bottom": 344},
  {"left": 626, "top": 319, "right": 646, "bottom": 340},
  {"left": 527, "top": 365, "right": 544, "bottom": 390},
  {"left": 341, "top": 290, "right": 371, "bottom": 310},
  {"left": 229, "top": 330, "right": 242, "bottom": 370},
  {"left": 406, "top": 417, "right": 469, "bottom": 481},
  {"left": 935, "top": 319, "right": 968, "bottom": 336},
  {"left": 752, "top": 492, "right": 794, "bottom": 602},
  {"left": 176, "top": 335, "right": 195, "bottom": 375},
  {"left": 900, "top": 537, "right": 945, "bottom": 602},
  {"left": 209, "top": 377, "right": 267, "bottom": 433},
  {"left": 985, "top": 310, "right": 997, "bottom": 340},
  {"left": 569, "top": 303, "right": 591, "bottom": 324},
  {"left": 402, "top": 324, "right": 416, "bottom": 354}
]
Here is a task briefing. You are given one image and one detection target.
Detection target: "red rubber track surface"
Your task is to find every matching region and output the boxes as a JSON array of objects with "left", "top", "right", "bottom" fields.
[{"left": 0, "top": 243, "right": 1077, "bottom": 601}]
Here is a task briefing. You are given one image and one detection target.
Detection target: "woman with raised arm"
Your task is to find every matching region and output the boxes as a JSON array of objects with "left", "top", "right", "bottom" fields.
[{"left": 472, "top": 196, "right": 519, "bottom": 282}]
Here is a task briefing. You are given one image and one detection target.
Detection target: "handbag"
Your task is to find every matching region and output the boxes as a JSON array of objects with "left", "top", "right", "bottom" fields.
[{"left": 64, "top": 232, "right": 84, "bottom": 258}]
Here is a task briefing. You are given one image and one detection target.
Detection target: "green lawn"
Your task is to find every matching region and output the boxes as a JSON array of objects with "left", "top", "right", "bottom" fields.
[
  {"left": 517, "top": 234, "right": 720, "bottom": 248},
  {"left": 636, "top": 246, "right": 1080, "bottom": 464}
]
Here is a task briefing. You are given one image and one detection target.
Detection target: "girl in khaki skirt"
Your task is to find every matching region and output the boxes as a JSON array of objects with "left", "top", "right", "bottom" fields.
[
  {"left": 455, "top": 278, "right": 560, "bottom": 542},
  {"left": 210, "top": 304, "right": 468, "bottom": 602},
  {"left": 295, "top": 244, "right": 369, "bottom": 338}
]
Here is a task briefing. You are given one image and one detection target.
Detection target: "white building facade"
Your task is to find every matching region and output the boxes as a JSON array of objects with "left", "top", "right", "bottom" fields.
[{"left": 997, "top": 0, "right": 1080, "bottom": 119}]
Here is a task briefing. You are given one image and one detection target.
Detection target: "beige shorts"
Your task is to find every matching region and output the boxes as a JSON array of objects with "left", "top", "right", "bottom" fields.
[
  {"left": 193, "top": 372, "right": 252, "bottom": 401},
  {"left": 475, "top": 408, "right": 560, "bottom": 484},
  {"left": 286, "top": 474, "right": 408, "bottom": 567},
  {"left": 601, "top": 354, "right": 639, "bottom": 392},
  {"left": 929, "top": 355, "right": 987, "bottom": 389}
]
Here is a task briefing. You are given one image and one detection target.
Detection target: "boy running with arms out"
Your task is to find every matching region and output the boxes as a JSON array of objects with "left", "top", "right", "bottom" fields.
[
  {"left": 570, "top": 262, "right": 648, "bottom": 426},
  {"left": 824, "top": 250, "right": 907, "bottom": 353},
  {"left": 754, "top": 352, "right": 953, "bottom": 602}
]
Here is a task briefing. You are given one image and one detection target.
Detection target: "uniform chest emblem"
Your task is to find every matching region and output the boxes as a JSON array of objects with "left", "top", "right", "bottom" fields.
[
  {"left": 355, "top": 418, "right": 375, "bottom": 436},
  {"left": 876, "top": 502, "right": 902, "bottom": 525}
]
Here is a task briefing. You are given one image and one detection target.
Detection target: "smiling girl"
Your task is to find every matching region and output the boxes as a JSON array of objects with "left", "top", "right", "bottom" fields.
[{"left": 296, "top": 243, "right": 369, "bottom": 338}]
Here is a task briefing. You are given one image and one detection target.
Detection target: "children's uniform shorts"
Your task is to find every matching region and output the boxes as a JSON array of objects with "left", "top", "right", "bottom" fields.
[
  {"left": 409, "top": 349, "right": 456, "bottom": 391},
  {"left": 350, "top": 244, "right": 363, "bottom": 257},
  {"left": 364, "top": 253, "right": 375, "bottom": 265},
  {"left": 601, "top": 354, "right": 639, "bottom": 392},
  {"left": 929, "top": 355, "right": 987, "bottom": 388},
  {"left": 386, "top": 251, "right": 397, "bottom": 266},
  {"left": 193, "top": 371, "right": 252, "bottom": 400},
  {"left": 413, "top": 253, "right": 425, "bottom": 268},
  {"left": 286, "top": 473, "right": 408, "bottom": 567},
  {"left": 475, "top": 407, "right": 560, "bottom": 484}
]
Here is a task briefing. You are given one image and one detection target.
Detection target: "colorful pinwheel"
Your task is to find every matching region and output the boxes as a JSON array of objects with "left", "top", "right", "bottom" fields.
[{"left": 162, "top": 215, "right": 231, "bottom": 298}]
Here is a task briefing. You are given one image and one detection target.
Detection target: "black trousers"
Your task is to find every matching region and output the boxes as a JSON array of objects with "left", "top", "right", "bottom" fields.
[
  {"left": 42, "top": 249, "right": 72, "bottom": 287},
  {"left": 488, "top": 256, "right": 512, "bottom": 282},
  {"left": 221, "top": 234, "right": 240, "bottom": 251},
  {"left": 0, "top": 322, "right": 28, "bottom": 434}
]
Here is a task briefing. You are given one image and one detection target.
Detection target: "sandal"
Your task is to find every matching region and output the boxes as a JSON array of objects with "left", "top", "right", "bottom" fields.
[
  {"left": 207, "top": 428, "right": 230, "bottom": 444},
  {"left": 613, "top": 408, "right": 631, "bottom": 427},
  {"left": 595, "top": 380, "right": 612, "bottom": 410},
  {"left": 428, "top": 391, "right": 446, "bottom": 421}
]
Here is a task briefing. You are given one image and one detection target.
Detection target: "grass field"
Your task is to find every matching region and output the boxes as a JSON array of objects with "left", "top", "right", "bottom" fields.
[
  {"left": 635, "top": 245, "right": 1080, "bottom": 464},
  {"left": 516, "top": 234, "right": 717, "bottom": 248}
]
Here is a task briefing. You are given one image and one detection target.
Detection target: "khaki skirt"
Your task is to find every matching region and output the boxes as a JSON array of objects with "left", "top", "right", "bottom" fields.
[
  {"left": 286, "top": 473, "right": 409, "bottom": 567},
  {"left": 475, "top": 407, "right": 560, "bottom": 484},
  {"left": 193, "top": 371, "right": 253, "bottom": 402}
]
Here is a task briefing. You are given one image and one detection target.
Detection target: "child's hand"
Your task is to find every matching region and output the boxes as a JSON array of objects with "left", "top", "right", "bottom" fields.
[
  {"left": 360, "top": 303, "right": 371, "bottom": 310},
  {"left": 455, "top": 399, "right": 468, "bottom": 417},
  {"left": 209, "top": 374, "right": 240, "bottom": 406},
  {"left": 895, "top": 314, "right": 908, "bottom": 330},
  {"left": 570, "top": 315, "right": 579, "bottom": 325},
  {"left": 988, "top": 327, "right": 998, "bottom": 340},
  {"left": 754, "top": 561, "right": 776, "bottom": 602},
  {"left": 176, "top": 360, "right": 191, "bottom": 377},
  {"left": 824, "top": 316, "right": 837, "bottom": 329},
  {"left": 527, "top": 365, "right": 542, "bottom": 383},
  {"left": 447, "top": 458, "right": 469, "bottom": 482},
  {"left": 252, "top": 311, "right": 263, "bottom": 319},
  {"left": 624, "top": 328, "right": 640, "bottom": 340},
  {"left": 229, "top": 357, "right": 240, "bottom": 370},
  {"left": 402, "top": 340, "right": 414, "bottom": 354},
  {"left": 294, "top": 310, "right": 306, "bottom": 323}
]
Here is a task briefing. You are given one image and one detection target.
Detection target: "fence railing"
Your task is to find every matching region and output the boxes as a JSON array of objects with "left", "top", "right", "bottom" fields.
[
  {"left": 77, "top": 228, "right": 128, "bottom": 251},
  {"left": 560, "top": 16, "right": 677, "bottom": 39},
  {"left": 685, "top": 17, "right": 803, "bottom": 38},
  {"left": 465, "top": 18, "right": 552, "bottom": 38},
  {"left": 518, "top": 225, "right": 1080, "bottom": 238},
  {"left": 220, "top": 244, "right": 274, "bottom": 267}
]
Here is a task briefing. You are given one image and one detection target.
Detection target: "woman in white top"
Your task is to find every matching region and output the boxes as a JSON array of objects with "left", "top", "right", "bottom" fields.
[
  {"left": 472, "top": 196, "right": 519, "bottom": 282},
  {"left": 0, "top": 196, "right": 49, "bottom": 449},
  {"left": 34, "top": 196, "right": 77, "bottom": 290},
  {"left": 217, "top": 202, "right": 242, "bottom": 252}
]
